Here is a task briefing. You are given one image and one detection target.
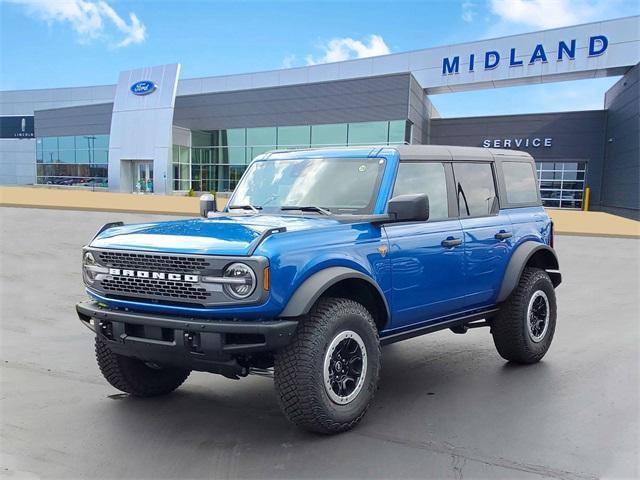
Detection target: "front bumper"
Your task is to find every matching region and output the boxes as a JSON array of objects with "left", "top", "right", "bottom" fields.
[{"left": 76, "top": 300, "right": 298, "bottom": 378}]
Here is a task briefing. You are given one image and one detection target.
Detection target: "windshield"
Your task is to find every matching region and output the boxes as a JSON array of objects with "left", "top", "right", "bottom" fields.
[{"left": 228, "top": 157, "right": 386, "bottom": 214}]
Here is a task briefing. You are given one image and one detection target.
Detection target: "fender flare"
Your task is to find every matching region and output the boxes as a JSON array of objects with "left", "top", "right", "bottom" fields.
[
  {"left": 279, "top": 266, "right": 390, "bottom": 319},
  {"left": 497, "top": 241, "right": 561, "bottom": 303}
]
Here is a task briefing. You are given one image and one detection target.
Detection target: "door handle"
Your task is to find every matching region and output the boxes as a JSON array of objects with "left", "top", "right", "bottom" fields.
[
  {"left": 441, "top": 237, "right": 462, "bottom": 248},
  {"left": 495, "top": 231, "right": 513, "bottom": 240}
]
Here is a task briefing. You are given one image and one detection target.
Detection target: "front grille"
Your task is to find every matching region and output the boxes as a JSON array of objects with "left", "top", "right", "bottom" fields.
[
  {"left": 101, "top": 276, "right": 210, "bottom": 301},
  {"left": 88, "top": 248, "right": 266, "bottom": 307},
  {"left": 97, "top": 250, "right": 211, "bottom": 274}
]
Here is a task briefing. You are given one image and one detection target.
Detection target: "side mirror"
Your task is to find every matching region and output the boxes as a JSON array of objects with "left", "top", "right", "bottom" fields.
[
  {"left": 387, "top": 194, "right": 429, "bottom": 222},
  {"left": 200, "top": 193, "right": 216, "bottom": 217}
]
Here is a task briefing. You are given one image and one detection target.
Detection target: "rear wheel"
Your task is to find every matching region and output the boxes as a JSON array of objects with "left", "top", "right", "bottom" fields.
[
  {"left": 274, "top": 297, "right": 381, "bottom": 434},
  {"left": 95, "top": 338, "right": 190, "bottom": 397},
  {"left": 492, "top": 267, "right": 557, "bottom": 364}
]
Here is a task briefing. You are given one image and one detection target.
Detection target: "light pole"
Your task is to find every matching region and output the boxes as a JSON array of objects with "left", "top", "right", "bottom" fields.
[{"left": 84, "top": 136, "right": 96, "bottom": 190}]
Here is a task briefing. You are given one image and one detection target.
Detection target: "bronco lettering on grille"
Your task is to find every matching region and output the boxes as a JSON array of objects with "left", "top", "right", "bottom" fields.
[{"left": 108, "top": 268, "right": 199, "bottom": 283}]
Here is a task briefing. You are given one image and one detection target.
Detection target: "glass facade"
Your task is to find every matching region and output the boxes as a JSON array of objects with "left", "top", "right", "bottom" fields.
[
  {"left": 32, "top": 128, "right": 588, "bottom": 210},
  {"left": 174, "top": 120, "right": 408, "bottom": 192},
  {"left": 36, "top": 135, "right": 109, "bottom": 187},
  {"left": 536, "top": 161, "right": 587, "bottom": 209}
]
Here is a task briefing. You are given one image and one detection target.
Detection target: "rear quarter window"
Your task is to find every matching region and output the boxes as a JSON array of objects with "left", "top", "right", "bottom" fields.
[{"left": 502, "top": 161, "right": 539, "bottom": 204}]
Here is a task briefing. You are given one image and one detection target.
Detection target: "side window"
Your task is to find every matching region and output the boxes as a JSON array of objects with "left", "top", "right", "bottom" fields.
[
  {"left": 453, "top": 162, "right": 497, "bottom": 217},
  {"left": 502, "top": 161, "right": 539, "bottom": 204},
  {"left": 393, "top": 162, "right": 448, "bottom": 221}
]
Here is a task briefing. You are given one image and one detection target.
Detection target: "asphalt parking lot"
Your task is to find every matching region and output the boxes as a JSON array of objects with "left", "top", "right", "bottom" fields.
[{"left": 1, "top": 206, "right": 638, "bottom": 480}]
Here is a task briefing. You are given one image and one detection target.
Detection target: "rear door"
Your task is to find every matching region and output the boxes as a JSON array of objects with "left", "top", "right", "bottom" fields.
[
  {"left": 452, "top": 161, "right": 513, "bottom": 308},
  {"left": 384, "top": 161, "right": 466, "bottom": 328}
]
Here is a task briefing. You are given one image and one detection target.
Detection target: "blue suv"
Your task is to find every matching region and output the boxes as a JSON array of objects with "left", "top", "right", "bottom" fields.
[{"left": 77, "top": 145, "right": 561, "bottom": 434}]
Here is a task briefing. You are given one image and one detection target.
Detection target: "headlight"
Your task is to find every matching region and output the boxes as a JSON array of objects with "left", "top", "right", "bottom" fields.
[
  {"left": 82, "top": 251, "right": 97, "bottom": 285},
  {"left": 84, "top": 252, "right": 96, "bottom": 266},
  {"left": 82, "top": 251, "right": 108, "bottom": 285},
  {"left": 223, "top": 263, "right": 256, "bottom": 299}
]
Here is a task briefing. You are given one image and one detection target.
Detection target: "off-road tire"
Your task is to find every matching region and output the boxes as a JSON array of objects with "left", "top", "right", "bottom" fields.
[
  {"left": 95, "top": 337, "right": 190, "bottom": 397},
  {"left": 274, "top": 297, "right": 381, "bottom": 434},
  {"left": 492, "top": 267, "right": 557, "bottom": 364}
]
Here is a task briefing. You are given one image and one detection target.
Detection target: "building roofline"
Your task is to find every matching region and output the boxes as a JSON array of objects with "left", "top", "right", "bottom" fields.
[
  {"left": 431, "top": 109, "right": 607, "bottom": 121},
  {"left": 177, "top": 14, "right": 640, "bottom": 84},
  {"left": 1, "top": 15, "right": 637, "bottom": 95}
]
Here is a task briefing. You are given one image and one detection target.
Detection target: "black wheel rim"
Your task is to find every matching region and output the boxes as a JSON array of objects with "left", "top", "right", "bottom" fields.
[
  {"left": 323, "top": 331, "right": 367, "bottom": 404},
  {"left": 527, "top": 290, "right": 550, "bottom": 343}
]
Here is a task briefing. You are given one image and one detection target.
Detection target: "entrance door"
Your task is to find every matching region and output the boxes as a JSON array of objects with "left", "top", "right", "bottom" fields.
[{"left": 132, "top": 161, "right": 154, "bottom": 193}]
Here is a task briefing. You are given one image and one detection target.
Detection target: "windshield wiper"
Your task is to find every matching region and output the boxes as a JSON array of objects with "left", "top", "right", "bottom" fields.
[
  {"left": 228, "top": 204, "right": 262, "bottom": 213},
  {"left": 280, "top": 205, "right": 332, "bottom": 216}
]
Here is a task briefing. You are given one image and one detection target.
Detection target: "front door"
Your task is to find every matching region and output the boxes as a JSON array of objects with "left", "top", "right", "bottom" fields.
[
  {"left": 132, "top": 161, "right": 154, "bottom": 193},
  {"left": 384, "top": 161, "right": 466, "bottom": 329}
]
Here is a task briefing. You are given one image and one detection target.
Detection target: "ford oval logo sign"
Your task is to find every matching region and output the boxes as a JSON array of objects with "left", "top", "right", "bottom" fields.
[{"left": 130, "top": 80, "right": 157, "bottom": 96}]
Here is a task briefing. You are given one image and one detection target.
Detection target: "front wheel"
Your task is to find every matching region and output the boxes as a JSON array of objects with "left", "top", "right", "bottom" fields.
[
  {"left": 274, "top": 297, "right": 381, "bottom": 434},
  {"left": 95, "top": 338, "right": 190, "bottom": 397},
  {"left": 491, "top": 267, "right": 557, "bottom": 364}
]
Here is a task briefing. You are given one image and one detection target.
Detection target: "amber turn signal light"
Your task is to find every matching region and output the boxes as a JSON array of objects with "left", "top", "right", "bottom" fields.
[{"left": 263, "top": 267, "right": 270, "bottom": 291}]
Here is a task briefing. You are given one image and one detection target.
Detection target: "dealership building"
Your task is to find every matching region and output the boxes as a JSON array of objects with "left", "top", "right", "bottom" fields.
[{"left": 1, "top": 15, "right": 639, "bottom": 217}]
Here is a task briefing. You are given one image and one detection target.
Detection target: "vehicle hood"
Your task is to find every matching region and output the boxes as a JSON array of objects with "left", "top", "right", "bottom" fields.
[{"left": 90, "top": 214, "right": 345, "bottom": 256}]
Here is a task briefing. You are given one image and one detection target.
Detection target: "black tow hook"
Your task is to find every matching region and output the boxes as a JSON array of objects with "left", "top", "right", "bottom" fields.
[
  {"left": 99, "top": 320, "right": 114, "bottom": 340},
  {"left": 184, "top": 332, "right": 203, "bottom": 353}
]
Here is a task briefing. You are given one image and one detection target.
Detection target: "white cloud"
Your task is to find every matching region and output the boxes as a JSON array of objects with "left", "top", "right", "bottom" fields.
[
  {"left": 282, "top": 54, "right": 296, "bottom": 69},
  {"left": 462, "top": 1, "right": 476, "bottom": 22},
  {"left": 6, "top": 0, "right": 146, "bottom": 48},
  {"left": 305, "top": 34, "right": 390, "bottom": 66},
  {"left": 489, "top": 0, "right": 607, "bottom": 29}
]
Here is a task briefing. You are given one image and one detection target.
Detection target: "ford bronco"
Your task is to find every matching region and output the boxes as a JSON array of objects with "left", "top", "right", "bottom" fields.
[{"left": 77, "top": 145, "right": 561, "bottom": 434}]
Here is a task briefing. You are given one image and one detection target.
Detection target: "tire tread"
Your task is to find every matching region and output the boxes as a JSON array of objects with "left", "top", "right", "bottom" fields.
[
  {"left": 274, "top": 297, "right": 381, "bottom": 434},
  {"left": 492, "top": 267, "right": 556, "bottom": 364},
  {"left": 95, "top": 338, "right": 190, "bottom": 397}
]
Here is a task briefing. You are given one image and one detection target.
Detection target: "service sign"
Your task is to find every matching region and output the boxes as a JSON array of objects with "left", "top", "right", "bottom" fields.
[
  {"left": 482, "top": 137, "right": 553, "bottom": 149},
  {"left": 0, "top": 116, "right": 34, "bottom": 139}
]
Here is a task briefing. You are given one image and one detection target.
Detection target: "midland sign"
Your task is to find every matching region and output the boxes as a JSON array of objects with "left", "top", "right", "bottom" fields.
[
  {"left": 442, "top": 36, "right": 608, "bottom": 75},
  {"left": 415, "top": 16, "right": 639, "bottom": 93}
]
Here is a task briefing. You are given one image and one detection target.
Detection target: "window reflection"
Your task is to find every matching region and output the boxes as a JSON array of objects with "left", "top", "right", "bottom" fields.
[
  {"left": 535, "top": 161, "right": 587, "bottom": 209},
  {"left": 174, "top": 120, "right": 409, "bottom": 192},
  {"left": 35, "top": 134, "right": 109, "bottom": 187},
  {"left": 393, "top": 162, "right": 448, "bottom": 221}
]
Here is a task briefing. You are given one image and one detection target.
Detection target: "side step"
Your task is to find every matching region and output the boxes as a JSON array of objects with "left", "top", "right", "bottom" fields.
[
  {"left": 381, "top": 309, "right": 498, "bottom": 345},
  {"left": 450, "top": 320, "right": 491, "bottom": 334}
]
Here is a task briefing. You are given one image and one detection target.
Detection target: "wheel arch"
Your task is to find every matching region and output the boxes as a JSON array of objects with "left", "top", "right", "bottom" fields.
[
  {"left": 279, "top": 267, "right": 390, "bottom": 331},
  {"left": 497, "top": 241, "right": 561, "bottom": 303}
]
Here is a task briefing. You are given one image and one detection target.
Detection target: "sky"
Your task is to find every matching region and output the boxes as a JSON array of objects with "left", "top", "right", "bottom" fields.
[{"left": 0, "top": 0, "right": 638, "bottom": 117}]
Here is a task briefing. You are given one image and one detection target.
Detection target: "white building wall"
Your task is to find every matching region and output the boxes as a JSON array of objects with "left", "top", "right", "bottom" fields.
[
  {"left": 0, "top": 138, "right": 35, "bottom": 185},
  {"left": 0, "top": 85, "right": 116, "bottom": 116},
  {"left": 0, "top": 85, "right": 116, "bottom": 185},
  {"left": 107, "top": 64, "right": 180, "bottom": 194}
]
